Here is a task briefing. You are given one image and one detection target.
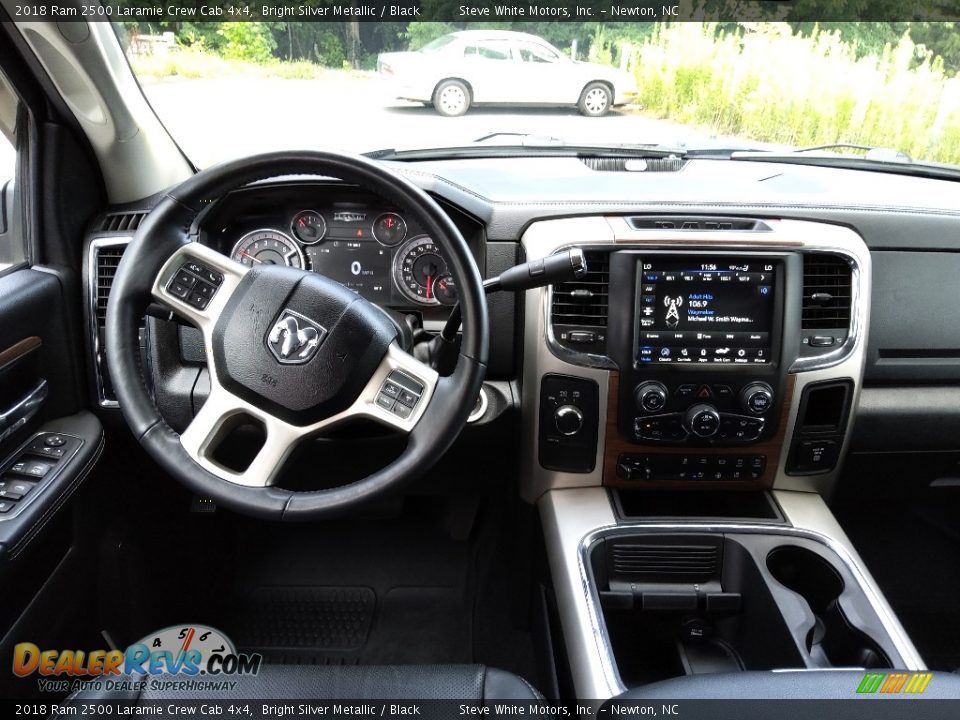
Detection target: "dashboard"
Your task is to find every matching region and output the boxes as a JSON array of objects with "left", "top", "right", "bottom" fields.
[{"left": 85, "top": 155, "right": 960, "bottom": 505}]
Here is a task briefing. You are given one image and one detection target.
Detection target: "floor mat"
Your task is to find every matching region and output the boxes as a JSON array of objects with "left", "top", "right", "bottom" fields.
[{"left": 231, "top": 586, "right": 376, "bottom": 652}]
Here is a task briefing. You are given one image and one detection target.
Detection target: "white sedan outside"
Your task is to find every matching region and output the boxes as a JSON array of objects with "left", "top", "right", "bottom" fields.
[{"left": 377, "top": 30, "right": 638, "bottom": 117}]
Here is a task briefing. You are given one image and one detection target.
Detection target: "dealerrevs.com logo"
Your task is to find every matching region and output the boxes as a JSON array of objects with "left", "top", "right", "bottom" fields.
[{"left": 12, "top": 624, "right": 261, "bottom": 693}]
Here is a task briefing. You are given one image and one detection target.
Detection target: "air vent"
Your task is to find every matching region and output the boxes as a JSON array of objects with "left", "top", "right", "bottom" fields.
[
  {"left": 609, "top": 542, "right": 720, "bottom": 582},
  {"left": 627, "top": 216, "right": 770, "bottom": 232},
  {"left": 551, "top": 250, "right": 609, "bottom": 328},
  {"left": 802, "top": 254, "right": 852, "bottom": 330},
  {"left": 98, "top": 211, "right": 146, "bottom": 233},
  {"left": 94, "top": 244, "right": 127, "bottom": 328},
  {"left": 580, "top": 156, "right": 685, "bottom": 172}
]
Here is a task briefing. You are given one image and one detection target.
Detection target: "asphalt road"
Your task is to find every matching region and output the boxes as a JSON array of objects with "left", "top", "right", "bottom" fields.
[{"left": 140, "top": 73, "right": 740, "bottom": 167}]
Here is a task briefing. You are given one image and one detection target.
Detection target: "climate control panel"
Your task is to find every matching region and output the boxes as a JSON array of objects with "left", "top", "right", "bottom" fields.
[{"left": 625, "top": 380, "right": 777, "bottom": 445}]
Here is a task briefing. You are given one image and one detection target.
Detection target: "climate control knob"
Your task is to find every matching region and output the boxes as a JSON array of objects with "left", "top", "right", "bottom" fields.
[
  {"left": 553, "top": 405, "right": 584, "bottom": 436},
  {"left": 634, "top": 381, "right": 669, "bottom": 413},
  {"left": 740, "top": 383, "right": 774, "bottom": 415},
  {"left": 685, "top": 403, "right": 721, "bottom": 438}
]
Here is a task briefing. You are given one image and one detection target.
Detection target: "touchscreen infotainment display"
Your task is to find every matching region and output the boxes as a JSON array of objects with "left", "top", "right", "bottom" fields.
[{"left": 637, "top": 258, "right": 776, "bottom": 364}]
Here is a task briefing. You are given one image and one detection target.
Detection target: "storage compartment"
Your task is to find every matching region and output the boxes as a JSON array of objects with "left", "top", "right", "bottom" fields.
[{"left": 589, "top": 531, "right": 901, "bottom": 690}]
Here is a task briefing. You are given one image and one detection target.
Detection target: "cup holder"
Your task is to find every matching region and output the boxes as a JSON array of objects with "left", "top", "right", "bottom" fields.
[{"left": 767, "top": 545, "right": 890, "bottom": 669}]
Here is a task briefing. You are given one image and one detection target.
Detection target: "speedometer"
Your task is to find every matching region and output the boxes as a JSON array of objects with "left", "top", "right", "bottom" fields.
[
  {"left": 231, "top": 229, "right": 306, "bottom": 269},
  {"left": 393, "top": 236, "right": 447, "bottom": 305}
]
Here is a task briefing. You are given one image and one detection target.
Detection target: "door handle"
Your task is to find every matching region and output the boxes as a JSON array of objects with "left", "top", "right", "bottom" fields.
[{"left": 0, "top": 378, "right": 48, "bottom": 443}]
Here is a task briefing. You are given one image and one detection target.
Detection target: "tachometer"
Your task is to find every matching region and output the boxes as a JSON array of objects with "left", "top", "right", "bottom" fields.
[
  {"left": 231, "top": 229, "right": 306, "bottom": 269},
  {"left": 393, "top": 236, "right": 447, "bottom": 305},
  {"left": 291, "top": 210, "right": 327, "bottom": 245}
]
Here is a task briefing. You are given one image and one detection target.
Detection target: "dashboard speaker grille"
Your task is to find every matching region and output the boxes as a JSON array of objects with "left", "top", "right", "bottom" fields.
[
  {"left": 95, "top": 244, "right": 127, "bottom": 327},
  {"left": 609, "top": 542, "right": 720, "bottom": 582},
  {"left": 802, "top": 254, "right": 852, "bottom": 330},
  {"left": 550, "top": 250, "right": 610, "bottom": 328}
]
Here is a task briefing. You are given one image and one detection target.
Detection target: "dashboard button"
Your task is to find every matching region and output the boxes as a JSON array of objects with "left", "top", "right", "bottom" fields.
[
  {"left": 713, "top": 385, "right": 734, "bottom": 401},
  {"left": 676, "top": 384, "right": 696, "bottom": 400}
]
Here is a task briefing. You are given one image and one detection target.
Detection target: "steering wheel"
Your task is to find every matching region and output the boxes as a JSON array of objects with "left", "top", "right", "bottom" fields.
[{"left": 105, "top": 151, "right": 488, "bottom": 520}]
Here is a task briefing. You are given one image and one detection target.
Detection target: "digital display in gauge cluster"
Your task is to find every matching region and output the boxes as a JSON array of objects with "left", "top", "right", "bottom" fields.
[
  {"left": 305, "top": 241, "right": 392, "bottom": 302},
  {"left": 228, "top": 206, "right": 456, "bottom": 307}
]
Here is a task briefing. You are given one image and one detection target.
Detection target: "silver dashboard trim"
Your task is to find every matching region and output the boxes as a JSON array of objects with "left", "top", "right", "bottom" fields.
[
  {"left": 520, "top": 217, "right": 872, "bottom": 501},
  {"left": 86, "top": 236, "right": 132, "bottom": 408},
  {"left": 539, "top": 487, "right": 925, "bottom": 700}
]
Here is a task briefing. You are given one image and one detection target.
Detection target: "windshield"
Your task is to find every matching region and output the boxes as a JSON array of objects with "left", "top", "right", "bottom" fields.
[{"left": 115, "top": 19, "right": 960, "bottom": 171}]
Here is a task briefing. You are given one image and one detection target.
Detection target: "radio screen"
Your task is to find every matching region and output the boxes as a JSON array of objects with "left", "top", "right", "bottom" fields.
[{"left": 637, "top": 258, "right": 776, "bottom": 364}]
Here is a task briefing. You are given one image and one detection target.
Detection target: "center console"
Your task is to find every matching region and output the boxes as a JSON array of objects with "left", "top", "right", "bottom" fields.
[
  {"left": 521, "top": 216, "right": 868, "bottom": 500},
  {"left": 522, "top": 217, "right": 923, "bottom": 701}
]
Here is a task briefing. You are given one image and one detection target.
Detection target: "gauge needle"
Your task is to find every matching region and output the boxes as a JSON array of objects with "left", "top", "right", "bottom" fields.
[
  {"left": 239, "top": 250, "right": 262, "bottom": 264},
  {"left": 425, "top": 275, "right": 433, "bottom": 300}
]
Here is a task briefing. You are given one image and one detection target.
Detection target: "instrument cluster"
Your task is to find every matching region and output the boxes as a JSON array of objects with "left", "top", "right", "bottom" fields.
[{"left": 226, "top": 205, "right": 455, "bottom": 307}]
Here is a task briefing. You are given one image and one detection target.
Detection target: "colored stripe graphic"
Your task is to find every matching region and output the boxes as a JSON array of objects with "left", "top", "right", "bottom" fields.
[
  {"left": 857, "top": 672, "right": 932, "bottom": 694},
  {"left": 857, "top": 673, "right": 885, "bottom": 693},
  {"left": 904, "top": 673, "right": 933, "bottom": 694}
]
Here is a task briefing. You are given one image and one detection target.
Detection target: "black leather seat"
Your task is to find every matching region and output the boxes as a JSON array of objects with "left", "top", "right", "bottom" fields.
[{"left": 69, "top": 664, "right": 542, "bottom": 703}]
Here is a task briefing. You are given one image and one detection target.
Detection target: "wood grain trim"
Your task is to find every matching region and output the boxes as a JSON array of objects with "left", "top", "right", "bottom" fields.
[
  {"left": 0, "top": 336, "right": 42, "bottom": 373},
  {"left": 602, "top": 372, "right": 796, "bottom": 490}
]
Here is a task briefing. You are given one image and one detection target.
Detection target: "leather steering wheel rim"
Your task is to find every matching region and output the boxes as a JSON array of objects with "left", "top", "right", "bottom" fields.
[{"left": 105, "top": 151, "right": 489, "bottom": 520}]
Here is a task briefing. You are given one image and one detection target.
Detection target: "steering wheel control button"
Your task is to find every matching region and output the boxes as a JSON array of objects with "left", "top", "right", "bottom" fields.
[
  {"left": 170, "top": 262, "right": 222, "bottom": 308},
  {"left": 375, "top": 393, "right": 396, "bottom": 411},
  {"left": 0, "top": 480, "right": 35, "bottom": 500},
  {"left": 8, "top": 459, "right": 53, "bottom": 479},
  {"left": 381, "top": 382, "right": 402, "bottom": 399},
  {"left": 187, "top": 293, "right": 210, "bottom": 310},
  {"left": 378, "top": 371, "right": 424, "bottom": 417},
  {"left": 388, "top": 371, "right": 424, "bottom": 395},
  {"left": 391, "top": 402, "right": 413, "bottom": 420}
]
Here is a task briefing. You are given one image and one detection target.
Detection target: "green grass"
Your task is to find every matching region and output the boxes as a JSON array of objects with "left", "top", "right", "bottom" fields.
[
  {"left": 129, "top": 48, "right": 337, "bottom": 81},
  {"left": 631, "top": 23, "right": 960, "bottom": 166}
]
